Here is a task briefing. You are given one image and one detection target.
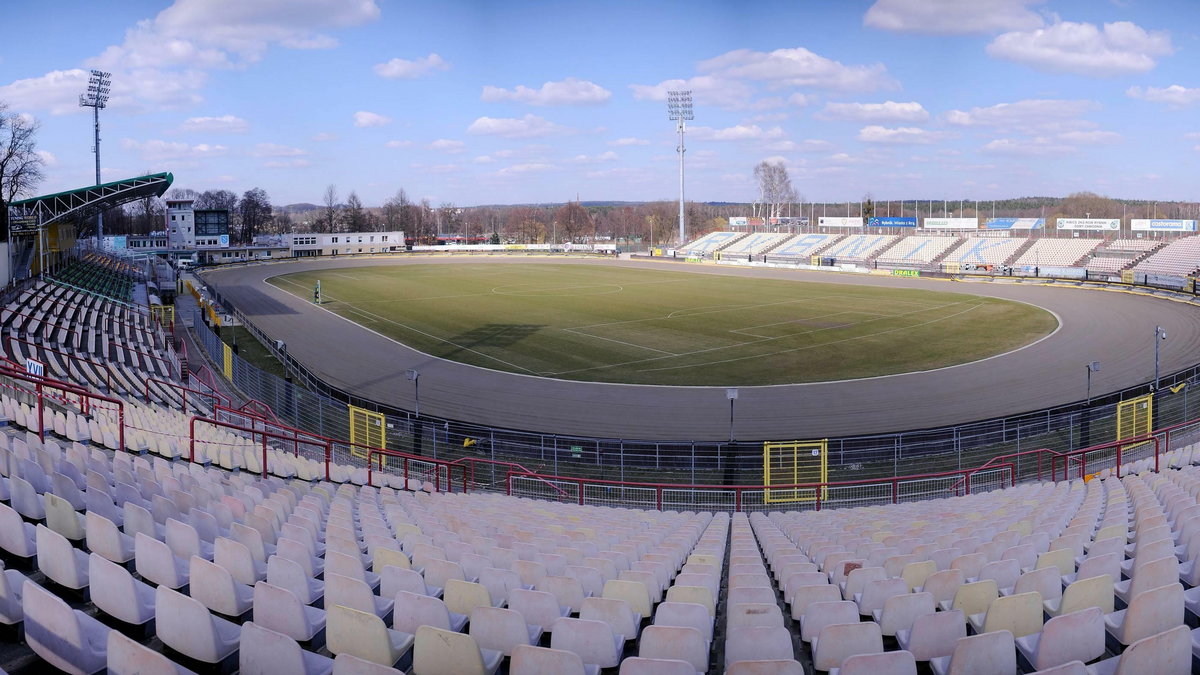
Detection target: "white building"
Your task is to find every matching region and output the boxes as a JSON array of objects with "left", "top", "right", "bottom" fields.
[
  {"left": 287, "top": 231, "right": 405, "bottom": 257},
  {"left": 166, "top": 199, "right": 231, "bottom": 250}
]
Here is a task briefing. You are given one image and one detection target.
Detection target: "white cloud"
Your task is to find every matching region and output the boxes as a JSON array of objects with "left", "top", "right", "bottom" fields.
[
  {"left": 35, "top": 150, "right": 57, "bottom": 167},
  {"left": 263, "top": 158, "right": 311, "bottom": 168},
  {"left": 1057, "top": 130, "right": 1121, "bottom": 145},
  {"left": 571, "top": 151, "right": 619, "bottom": 163},
  {"left": 179, "top": 114, "right": 248, "bottom": 133},
  {"left": 688, "top": 125, "right": 786, "bottom": 141},
  {"left": 628, "top": 75, "right": 754, "bottom": 109},
  {"left": 818, "top": 100, "right": 929, "bottom": 123},
  {"left": 608, "top": 137, "right": 650, "bottom": 146},
  {"left": 496, "top": 163, "right": 555, "bottom": 176},
  {"left": 481, "top": 77, "right": 611, "bottom": 106},
  {"left": 473, "top": 155, "right": 496, "bottom": 164},
  {"left": 987, "top": 21, "right": 1173, "bottom": 77},
  {"left": 697, "top": 47, "right": 896, "bottom": 92},
  {"left": 788, "top": 93, "right": 811, "bottom": 107},
  {"left": 250, "top": 142, "right": 306, "bottom": 157},
  {"left": 766, "top": 139, "right": 835, "bottom": 153},
  {"left": 373, "top": 53, "right": 450, "bottom": 79},
  {"left": 385, "top": 140, "right": 412, "bottom": 148},
  {"left": 864, "top": 0, "right": 1046, "bottom": 34},
  {"left": 353, "top": 111, "right": 391, "bottom": 128},
  {"left": 944, "top": 99, "right": 1099, "bottom": 131},
  {"left": 467, "top": 114, "right": 571, "bottom": 138},
  {"left": 0, "top": 69, "right": 94, "bottom": 115},
  {"left": 428, "top": 139, "right": 466, "bottom": 153},
  {"left": 857, "top": 125, "right": 939, "bottom": 144},
  {"left": 982, "top": 137, "right": 1073, "bottom": 155},
  {"left": 312, "top": 132, "right": 338, "bottom": 142},
  {"left": 1127, "top": 84, "right": 1200, "bottom": 107},
  {"left": 122, "top": 138, "right": 229, "bottom": 161}
]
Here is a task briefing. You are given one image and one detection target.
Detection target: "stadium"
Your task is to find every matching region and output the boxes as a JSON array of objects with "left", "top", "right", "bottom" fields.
[{"left": 3, "top": 2, "right": 1200, "bottom": 674}]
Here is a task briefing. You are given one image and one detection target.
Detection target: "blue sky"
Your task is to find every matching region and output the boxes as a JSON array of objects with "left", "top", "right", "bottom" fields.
[{"left": 3, "top": 0, "right": 1199, "bottom": 207}]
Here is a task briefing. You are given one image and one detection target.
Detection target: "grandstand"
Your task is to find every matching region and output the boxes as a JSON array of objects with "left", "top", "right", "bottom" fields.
[
  {"left": 719, "top": 232, "right": 790, "bottom": 256},
  {"left": 874, "top": 235, "right": 961, "bottom": 267},
  {"left": 769, "top": 233, "right": 840, "bottom": 258},
  {"left": 0, "top": 248, "right": 1199, "bottom": 673},
  {"left": 678, "top": 231, "right": 744, "bottom": 256},
  {"left": 943, "top": 237, "right": 1028, "bottom": 267},
  {"left": 1011, "top": 239, "right": 1102, "bottom": 270},
  {"left": 1133, "top": 237, "right": 1200, "bottom": 277},
  {"left": 820, "top": 234, "right": 898, "bottom": 263}
]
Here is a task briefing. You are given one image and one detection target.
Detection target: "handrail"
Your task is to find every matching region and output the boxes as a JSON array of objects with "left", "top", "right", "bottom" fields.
[
  {"left": 367, "top": 447, "right": 467, "bottom": 494},
  {"left": 144, "top": 377, "right": 230, "bottom": 413},
  {"left": 505, "top": 462, "right": 1016, "bottom": 511},
  {"left": 444, "top": 455, "right": 572, "bottom": 499},
  {"left": 951, "top": 447, "right": 1069, "bottom": 492},
  {"left": 0, "top": 362, "right": 125, "bottom": 452},
  {"left": 189, "top": 416, "right": 332, "bottom": 479},
  {"left": 10, "top": 336, "right": 114, "bottom": 393},
  {"left": 1053, "top": 434, "right": 1161, "bottom": 480},
  {"left": 238, "top": 399, "right": 280, "bottom": 425}
]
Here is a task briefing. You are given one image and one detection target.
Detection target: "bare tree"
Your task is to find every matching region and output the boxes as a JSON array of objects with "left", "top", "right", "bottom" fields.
[
  {"left": 322, "top": 184, "right": 339, "bottom": 233},
  {"left": 195, "top": 189, "right": 237, "bottom": 211},
  {"left": 555, "top": 201, "right": 592, "bottom": 243},
  {"left": 238, "top": 187, "right": 272, "bottom": 243},
  {"left": 752, "top": 161, "right": 797, "bottom": 221},
  {"left": 0, "top": 103, "right": 45, "bottom": 239}
]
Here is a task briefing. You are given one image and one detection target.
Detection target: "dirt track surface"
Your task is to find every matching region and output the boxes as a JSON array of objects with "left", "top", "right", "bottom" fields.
[{"left": 202, "top": 257, "right": 1200, "bottom": 441}]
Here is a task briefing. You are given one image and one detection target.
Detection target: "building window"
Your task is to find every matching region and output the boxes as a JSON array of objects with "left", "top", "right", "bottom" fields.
[{"left": 382, "top": 235, "right": 388, "bottom": 241}]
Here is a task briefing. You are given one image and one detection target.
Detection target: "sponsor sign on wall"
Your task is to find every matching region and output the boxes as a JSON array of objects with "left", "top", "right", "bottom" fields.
[
  {"left": 868, "top": 216, "right": 917, "bottom": 227},
  {"left": 768, "top": 216, "right": 810, "bottom": 226},
  {"left": 922, "top": 217, "right": 979, "bottom": 230},
  {"left": 728, "top": 217, "right": 748, "bottom": 227},
  {"left": 819, "top": 216, "right": 863, "bottom": 228},
  {"left": 1130, "top": 219, "right": 1197, "bottom": 232},
  {"left": 985, "top": 218, "right": 1045, "bottom": 230},
  {"left": 1057, "top": 218, "right": 1120, "bottom": 231}
]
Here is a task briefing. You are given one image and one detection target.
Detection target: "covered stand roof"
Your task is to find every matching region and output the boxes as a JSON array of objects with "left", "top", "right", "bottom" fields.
[{"left": 8, "top": 172, "right": 174, "bottom": 228}]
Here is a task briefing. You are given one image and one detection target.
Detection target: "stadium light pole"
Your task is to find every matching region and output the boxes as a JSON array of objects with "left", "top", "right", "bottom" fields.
[
  {"left": 79, "top": 69, "right": 112, "bottom": 246},
  {"left": 667, "top": 90, "right": 693, "bottom": 246},
  {"left": 1086, "top": 361, "right": 1100, "bottom": 405},
  {"left": 406, "top": 369, "right": 420, "bottom": 417},
  {"left": 1155, "top": 326, "right": 1167, "bottom": 391},
  {"left": 726, "top": 388, "right": 738, "bottom": 442}
]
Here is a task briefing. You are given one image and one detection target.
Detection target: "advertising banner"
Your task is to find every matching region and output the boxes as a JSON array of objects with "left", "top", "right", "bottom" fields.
[
  {"left": 985, "top": 218, "right": 1045, "bottom": 230},
  {"left": 868, "top": 217, "right": 917, "bottom": 228},
  {"left": 768, "top": 216, "right": 810, "bottom": 227},
  {"left": 922, "top": 217, "right": 979, "bottom": 230},
  {"left": 1057, "top": 218, "right": 1120, "bottom": 231},
  {"left": 819, "top": 217, "right": 863, "bottom": 228},
  {"left": 728, "top": 217, "right": 748, "bottom": 227},
  {"left": 1130, "top": 219, "right": 1197, "bottom": 232}
]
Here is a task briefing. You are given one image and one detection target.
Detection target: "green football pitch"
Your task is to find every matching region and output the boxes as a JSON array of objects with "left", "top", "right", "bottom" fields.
[{"left": 268, "top": 263, "right": 1057, "bottom": 386}]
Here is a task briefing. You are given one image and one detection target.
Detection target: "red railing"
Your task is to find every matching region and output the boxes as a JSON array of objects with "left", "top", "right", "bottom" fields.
[
  {"left": 505, "top": 462, "right": 1017, "bottom": 512},
  {"left": 189, "top": 416, "right": 332, "bottom": 479},
  {"left": 366, "top": 448, "right": 467, "bottom": 494},
  {"left": 1052, "top": 434, "right": 1162, "bottom": 481},
  {"left": 143, "top": 378, "right": 230, "bottom": 413},
  {"left": 0, "top": 362, "right": 125, "bottom": 452},
  {"left": 445, "top": 456, "right": 572, "bottom": 499},
  {"left": 10, "top": 336, "right": 115, "bottom": 393}
]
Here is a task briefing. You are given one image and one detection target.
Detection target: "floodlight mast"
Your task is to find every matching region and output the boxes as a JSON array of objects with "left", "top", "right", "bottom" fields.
[
  {"left": 79, "top": 70, "right": 111, "bottom": 244},
  {"left": 667, "top": 90, "right": 693, "bottom": 246}
]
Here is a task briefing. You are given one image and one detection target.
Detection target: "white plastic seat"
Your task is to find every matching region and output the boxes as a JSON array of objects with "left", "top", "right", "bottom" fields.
[
  {"left": 381, "top": 565, "right": 437, "bottom": 599},
  {"left": 135, "top": 531, "right": 189, "bottom": 589},
  {"left": 252, "top": 581, "right": 327, "bottom": 644},
  {"left": 813, "top": 621, "right": 884, "bottom": 672},
  {"left": 327, "top": 549, "right": 380, "bottom": 590},
  {"left": 45, "top": 492, "right": 85, "bottom": 541},
  {"left": 511, "top": 643, "right": 596, "bottom": 675},
  {"left": 538, "top": 575, "right": 587, "bottom": 613},
  {"left": 550, "top": 617, "right": 624, "bottom": 669},
  {"left": 326, "top": 573, "right": 393, "bottom": 620},
  {"left": 929, "top": 630, "right": 1015, "bottom": 675},
  {"left": 580, "top": 595, "right": 641, "bottom": 642},
  {"left": 214, "top": 536, "right": 267, "bottom": 586},
  {"left": 107, "top": 629, "right": 197, "bottom": 675},
  {"left": 0, "top": 501, "right": 36, "bottom": 558},
  {"left": 326, "top": 604, "right": 414, "bottom": 668},
  {"left": 0, "top": 565, "right": 28, "bottom": 626},
  {"left": 393, "top": 590, "right": 467, "bottom": 634},
  {"left": 800, "top": 600, "right": 858, "bottom": 643},
  {"left": 725, "top": 602, "right": 784, "bottom": 630},
  {"left": 1104, "top": 582, "right": 1184, "bottom": 647},
  {"left": 190, "top": 555, "right": 253, "bottom": 618},
  {"left": 89, "top": 553, "right": 155, "bottom": 627},
  {"left": 1014, "top": 607, "right": 1105, "bottom": 672},
  {"left": 855, "top": 577, "right": 907, "bottom": 616},
  {"left": 638, "top": 624, "right": 708, "bottom": 673},
  {"left": 412, "top": 624, "right": 502, "bottom": 675},
  {"left": 1113, "top": 557, "right": 1179, "bottom": 605},
  {"left": 895, "top": 609, "right": 965, "bottom": 661},
  {"left": 156, "top": 585, "right": 242, "bottom": 664},
  {"left": 654, "top": 601, "right": 714, "bottom": 642},
  {"left": 726, "top": 625, "right": 795, "bottom": 670},
  {"left": 23, "top": 579, "right": 111, "bottom": 675},
  {"left": 967, "top": 591, "right": 1043, "bottom": 638},
  {"left": 36, "top": 523, "right": 90, "bottom": 590},
  {"left": 469, "top": 605, "right": 543, "bottom": 656},
  {"left": 1090, "top": 624, "right": 1191, "bottom": 675},
  {"left": 445, "top": 579, "right": 498, "bottom": 619},
  {"left": 829, "top": 650, "right": 917, "bottom": 675},
  {"left": 1048, "top": 575, "right": 1114, "bottom": 617},
  {"left": 239, "top": 621, "right": 333, "bottom": 675},
  {"left": 85, "top": 511, "right": 134, "bottom": 564},
  {"left": 11, "top": 474, "right": 45, "bottom": 520},
  {"left": 509, "top": 587, "right": 571, "bottom": 632},
  {"left": 266, "top": 554, "right": 324, "bottom": 605},
  {"left": 725, "top": 660, "right": 805, "bottom": 675},
  {"left": 873, "top": 591, "right": 936, "bottom": 637},
  {"left": 789, "top": 583, "right": 841, "bottom": 621}
]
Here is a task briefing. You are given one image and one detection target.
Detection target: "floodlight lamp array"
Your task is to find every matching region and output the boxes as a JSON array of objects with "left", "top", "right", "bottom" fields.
[
  {"left": 80, "top": 70, "right": 112, "bottom": 108},
  {"left": 666, "top": 90, "right": 694, "bottom": 121}
]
